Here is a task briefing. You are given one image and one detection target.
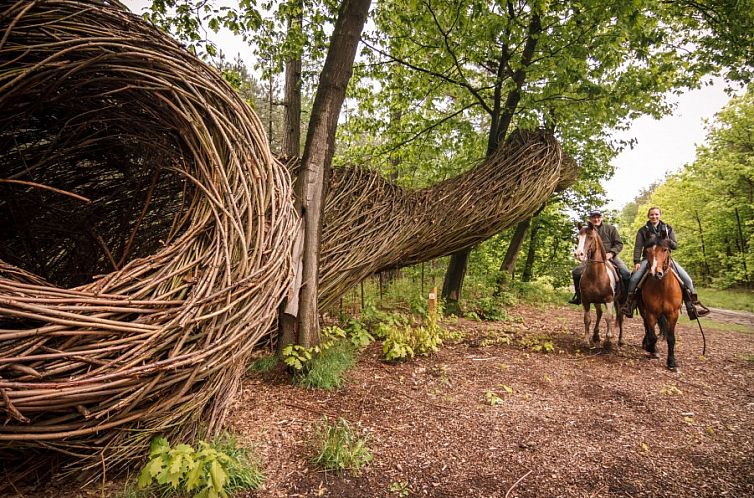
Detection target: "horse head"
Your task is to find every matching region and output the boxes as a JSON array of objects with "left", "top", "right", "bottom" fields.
[
  {"left": 645, "top": 239, "right": 672, "bottom": 280},
  {"left": 573, "top": 222, "right": 603, "bottom": 262}
]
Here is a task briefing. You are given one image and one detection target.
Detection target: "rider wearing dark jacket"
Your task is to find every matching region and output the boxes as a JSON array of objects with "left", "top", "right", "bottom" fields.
[
  {"left": 569, "top": 210, "right": 630, "bottom": 305},
  {"left": 622, "top": 207, "right": 710, "bottom": 319}
]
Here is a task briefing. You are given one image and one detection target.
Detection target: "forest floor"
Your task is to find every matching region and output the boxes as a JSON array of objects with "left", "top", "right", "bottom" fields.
[
  {"left": 229, "top": 304, "right": 754, "bottom": 498},
  {"left": 16, "top": 304, "right": 754, "bottom": 498}
]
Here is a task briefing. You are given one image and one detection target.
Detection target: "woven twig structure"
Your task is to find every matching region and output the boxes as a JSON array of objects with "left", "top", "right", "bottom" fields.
[
  {"left": 0, "top": 0, "right": 296, "bottom": 475},
  {"left": 0, "top": 0, "right": 578, "bottom": 480},
  {"left": 318, "top": 130, "right": 577, "bottom": 309}
]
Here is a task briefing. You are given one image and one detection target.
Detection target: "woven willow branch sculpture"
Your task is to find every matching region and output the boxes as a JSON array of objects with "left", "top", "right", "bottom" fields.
[
  {"left": 0, "top": 0, "right": 577, "bottom": 479},
  {"left": 0, "top": 0, "right": 296, "bottom": 475},
  {"left": 318, "top": 130, "right": 577, "bottom": 309}
]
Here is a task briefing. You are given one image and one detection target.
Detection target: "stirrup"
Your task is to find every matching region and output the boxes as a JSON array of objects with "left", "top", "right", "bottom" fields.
[
  {"left": 568, "top": 294, "right": 581, "bottom": 305},
  {"left": 694, "top": 302, "right": 710, "bottom": 317}
]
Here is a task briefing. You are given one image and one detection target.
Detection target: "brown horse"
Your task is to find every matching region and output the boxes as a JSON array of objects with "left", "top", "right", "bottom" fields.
[
  {"left": 639, "top": 238, "right": 683, "bottom": 370},
  {"left": 573, "top": 223, "right": 624, "bottom": 348}
]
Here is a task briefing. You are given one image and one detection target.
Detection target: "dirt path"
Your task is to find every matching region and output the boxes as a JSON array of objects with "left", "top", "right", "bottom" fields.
[
  {"left": 16, "top": 305, "right": 754, "bottom": 498},
  {"left": 705, "top": 307, "right": 754, "bottom": 327}
]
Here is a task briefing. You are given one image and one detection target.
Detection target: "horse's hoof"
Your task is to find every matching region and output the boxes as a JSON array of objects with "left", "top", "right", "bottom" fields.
[
  {"left": 668, "top": 365, "right": 679, "bottom": 373},
  {"left": 649, "top": 352, "right": 660, "bottom": 359},
  {"left": 603, "top": 342, "right": 613, "bottom": 352},
  {"left": 618, "top": 341, "right": 625, "bottom": 347}
]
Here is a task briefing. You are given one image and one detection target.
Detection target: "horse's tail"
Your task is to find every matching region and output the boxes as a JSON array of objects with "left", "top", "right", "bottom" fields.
[{"left": 658, "top": 315, "right": 668, "bottom": 339}]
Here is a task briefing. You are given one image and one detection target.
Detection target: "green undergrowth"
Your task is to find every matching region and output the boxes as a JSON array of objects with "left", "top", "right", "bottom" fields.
[
  {"left": 124, "top": 433, "right": 263, "bottom": 498},
  {"left": 310, "top": 417, "right": 372, "bottom": 473}
]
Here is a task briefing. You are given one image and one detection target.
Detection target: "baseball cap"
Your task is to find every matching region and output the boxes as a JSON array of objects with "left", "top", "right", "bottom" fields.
[{"left": 588, "top": 210, "right": 602, "bottom": 217}]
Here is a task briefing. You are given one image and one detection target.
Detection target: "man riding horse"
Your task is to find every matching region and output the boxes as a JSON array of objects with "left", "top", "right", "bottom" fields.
[
  {"left": 622, "top": 207, "right": 710, "bottom": 319},
  {"left": 569, "top": 210, "right": 631, "bottom": 305}
]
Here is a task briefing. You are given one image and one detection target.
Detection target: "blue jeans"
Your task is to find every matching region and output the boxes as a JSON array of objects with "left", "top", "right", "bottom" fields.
[{"left": 628, "top": 260, "right": 695, "bottom": 294}]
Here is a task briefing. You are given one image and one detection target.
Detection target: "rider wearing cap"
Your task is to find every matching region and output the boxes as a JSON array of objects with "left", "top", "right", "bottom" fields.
[
  {"left": 569, "top": 210, "right": 631, "bottom": 305},
  {"left": 622, "top": 206, "right": 710, "bottom": 319}
]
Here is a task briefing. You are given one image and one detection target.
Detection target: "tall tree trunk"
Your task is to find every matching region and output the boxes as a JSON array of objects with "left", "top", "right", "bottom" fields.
[
  {"left": 278, "top": 1, "right": 305, "bottom": 353},
  {"left": 282, "top": 2, "right": 302, "bottom": 160},
  {"left": 694, "top": 210, "right": 711, "bottom": 284},
  {"left": 442, "top": 11, "right": 542, "bottom": 307},
  {"left": 735, "top": 207, "right": 750, "bottom": 281},
  {"left": 498, "top": 218, "right": 531, "bottom": 283},
  {"left": 522, "top": 218, "right": 541, "bottom": 282},
  {"left": 290, "top": 0, "right": 371, "bottom": 348},
  {"left": 442, "top": 249, "right": 469, "bottom": 315}
]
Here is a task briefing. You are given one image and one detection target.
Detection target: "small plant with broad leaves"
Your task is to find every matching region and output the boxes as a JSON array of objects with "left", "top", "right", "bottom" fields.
[
  {"left": 136, "top": 434, "right": 263, "bottom": 498},
  {"left": 311, "top": 417, "right": 372, "bottom": 473},
  {"left": 484, "top": 390, "right": 503, "bottom": 406},
  {"left": 519, "top": 335, "right": 555, "bottom": 353},
  {"left": 344, "top": 318, "right": 374, "bottom": 349},
  {"left": 389, "top": 480, "right": 411, "bottom": 497}
]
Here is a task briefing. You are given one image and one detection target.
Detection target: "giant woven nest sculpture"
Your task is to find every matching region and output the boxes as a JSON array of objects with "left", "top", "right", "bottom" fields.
[
  {"left": 0, "top": 0, "right": 578, "bottom": 480},
  {"left": 0, "top": 0, "right": 296, "bottom": 476}
]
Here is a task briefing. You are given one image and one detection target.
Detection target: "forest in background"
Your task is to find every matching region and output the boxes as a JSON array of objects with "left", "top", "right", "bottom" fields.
[{"left": 141, "top": 0, "right": 753, "bottom": 298}]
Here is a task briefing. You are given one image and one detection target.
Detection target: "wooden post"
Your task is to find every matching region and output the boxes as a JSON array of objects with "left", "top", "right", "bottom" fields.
[{"left": 428, "top": 286, "right": 438, "bottom": 319}]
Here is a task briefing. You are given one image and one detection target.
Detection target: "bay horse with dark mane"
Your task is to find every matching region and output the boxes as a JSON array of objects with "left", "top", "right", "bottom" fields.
[
  {"left": 573, "top": 223, "right": 624, "bottom": 348},
  {"left": 639, "top": 238, "right": 683, "bottom": 370}
]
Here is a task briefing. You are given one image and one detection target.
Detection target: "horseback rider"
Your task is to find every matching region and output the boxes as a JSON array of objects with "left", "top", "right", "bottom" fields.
[
  {"left": 569, "top": 210, "right": 631, "bottom": 305},
  {"left": 622, "top": 207, "right": 710, "bottom": 319}
]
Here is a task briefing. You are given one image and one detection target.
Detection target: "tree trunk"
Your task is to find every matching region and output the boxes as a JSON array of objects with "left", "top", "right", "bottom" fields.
[
  {"left": 442, "top": 11, "right": 542, "bottom": 305},
  {"left": 291, "top": 0, "right": 371, "bottom": 348},
  {"left": 522, "top": 218, "right": 541, "bottom": 282},
  {"left": 282, "top": 3, "right": 302, "bottom": 160},
  {"left": 499, "top": 218, "right": 531, "bottom": 282},
  {"left": 442, "top": 249, "right": 469, "bottom": 315},
  {"left": 694, "top": 210, "right": 711, "bottom": 284},
  {"left": 735, "top": 207, "right": 750, "bottom": 281}
]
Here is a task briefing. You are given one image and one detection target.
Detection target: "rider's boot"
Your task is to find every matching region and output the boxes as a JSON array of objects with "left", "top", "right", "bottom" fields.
[
  {"left": 569, "top": 275, "right": 581, "bottom": 305},
  {"left": 622, "top": 292, "right": 635, "bottom": 317},
  {"left": 688, "top": 292, "right": 710, "bottom": 318},
  {"left": 568, "top": 291, "right": 581, "bottom": 305}
]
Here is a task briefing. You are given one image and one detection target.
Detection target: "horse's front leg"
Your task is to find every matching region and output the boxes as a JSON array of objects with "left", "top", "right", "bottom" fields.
[
  {"left": 583, "top": 303, "right": 592, "bottom": 346},
  {"left": 666, "top": 312, "right": 680, "bottom": 371},
  {"left": 603, "top": 302, "right": 614, "bottom": 350},
  {"left": 616, "top": 313, "right": 625, "bottom": 347},
  {"left": 592, "top": 303, "right": 602, "bottom": 345},
  {"left": 642, "top": 313, "right": 660, "bottom": 359}
]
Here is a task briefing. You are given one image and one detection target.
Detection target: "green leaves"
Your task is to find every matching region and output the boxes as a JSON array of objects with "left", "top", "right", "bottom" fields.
[{"left": 137, "top": 436, "right": 244, "bottom": 498}]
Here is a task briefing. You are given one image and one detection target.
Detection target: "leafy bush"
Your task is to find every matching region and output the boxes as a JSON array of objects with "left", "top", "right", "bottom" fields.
[
  {"left": 382, "top": 319, "right": 443, "bottom": 362},
  {"left": 310, "top": 417, "right": 372, "bottom": 472},
  {"left": 136, "top": 434, "right": 263, "bottom": 498},
  {"left": 343, "top": 318, "right": 374, "bottom": 349}
]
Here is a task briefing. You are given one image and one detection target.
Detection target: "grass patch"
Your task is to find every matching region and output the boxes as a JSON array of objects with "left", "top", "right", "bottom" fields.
[
  {"left": 310, "top": 417, "right": 372, "bottom": 472},
  {"left": 698, "top": 287, "right": 754, "bottom": 313},
  {"left": 295, "top": 339, "right": 356, "bottom": 390},
  {"left": 699, "top": 318, "right": 753, "bottom": 334},
  {"left": 248, "top": 354, "right": 278, "bottom": 373}
]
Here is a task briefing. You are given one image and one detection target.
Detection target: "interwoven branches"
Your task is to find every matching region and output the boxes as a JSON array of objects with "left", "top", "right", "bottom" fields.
[
  {"left": 0, "top": 0, "right": 296, "bottom": 474},
  {"left": 0, "top": 0, "right": 577, "bottom": 479},
  {"left": 318, "top": 130, "right": 577, "bottom": 309}
]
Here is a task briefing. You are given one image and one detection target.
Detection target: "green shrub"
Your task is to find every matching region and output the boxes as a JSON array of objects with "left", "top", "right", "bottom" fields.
[
  {"left": 343, "top": 318, "right": 374, "bottom": 349},
  {"left": 382, "top": 319, "right": 443, "bottom": 362},
  {"left": 296, "top": 339, "right": 356, "bottom": 390},
  {"left": 136, "top": 434, "right": 263, "bottom": 498},
  {"left": 310, "top": 417, "right": 372, "bottom": 472}
]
